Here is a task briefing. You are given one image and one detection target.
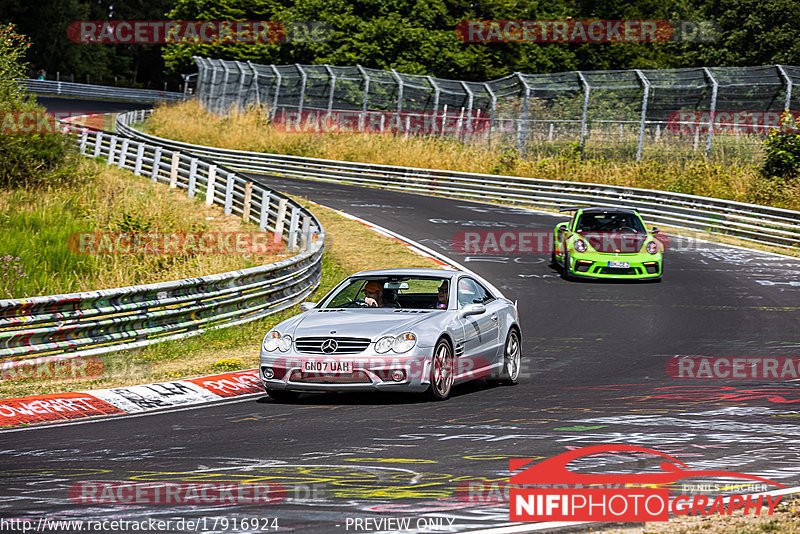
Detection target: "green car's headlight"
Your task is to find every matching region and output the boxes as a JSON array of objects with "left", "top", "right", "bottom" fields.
[
  {"left": 646, "top": 241, "right": 659, "bottom": 254},
  {"left": 574, "top": 238, "right": 588, "bottom": 253}
]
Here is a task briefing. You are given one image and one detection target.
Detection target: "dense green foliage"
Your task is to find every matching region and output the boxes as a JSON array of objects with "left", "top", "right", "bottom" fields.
[
  {"left": 2, "top": 0, "right": 800, "bottom": 85},
  {"left": 762, "top": 116, "right": 800, "bottom": 180},
  {"left": 0, "top": 23, "right": 77, "bottom": 188}
]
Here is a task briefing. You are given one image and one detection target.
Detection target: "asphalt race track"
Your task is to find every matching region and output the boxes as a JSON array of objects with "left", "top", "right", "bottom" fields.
[{"left": 2, "top": 100, "right": 800, "bottom": 533}]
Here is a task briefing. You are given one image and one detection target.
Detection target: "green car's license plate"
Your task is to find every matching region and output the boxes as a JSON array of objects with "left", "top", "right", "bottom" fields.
[{"left": 608, "top": 261, "right": 630, "bottom": 268}]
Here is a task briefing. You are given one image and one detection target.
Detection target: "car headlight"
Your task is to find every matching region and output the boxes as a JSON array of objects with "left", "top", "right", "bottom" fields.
[
  {"left": 375, "top": 336, "right": 395, "bottom": 354},
  {"left": 279, "top": 334, "right": 292, "bottom": 352},
  {"left": 574, "top": 238, "right": 588, "bottom": 253},
  {"left": 263, "top": 331, "right": 281, "bottom": 352},
  {"left": 393, "top": 332, "right": 417, "bottom": 353},
  {"left": 646, "top": 241, "right": 659, "bottom": 255}
]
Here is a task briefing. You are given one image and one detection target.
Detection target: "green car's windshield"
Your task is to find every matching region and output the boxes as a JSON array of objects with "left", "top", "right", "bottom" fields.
[
  {"left": 321, "top": 277, "right": 451, "bottom": 310},
  {"left": 575, "top": 212, "right": 646, "bottom": 233}
]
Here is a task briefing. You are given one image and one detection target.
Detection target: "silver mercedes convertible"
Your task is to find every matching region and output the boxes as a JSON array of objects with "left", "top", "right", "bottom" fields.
[{"left": 259, "top": 268, "right": 521, "bottom": 401}]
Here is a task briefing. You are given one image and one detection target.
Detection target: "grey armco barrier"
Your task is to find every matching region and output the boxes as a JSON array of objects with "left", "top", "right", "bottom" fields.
[
  {"left": 22, "top": 79, "right": 185, "bottom": 103},
  {"left": 0, "top": 123, "right": 325, "bottom": 368},
  {"left": 117, "top": 109, "right": 800, "bottom": 250}
]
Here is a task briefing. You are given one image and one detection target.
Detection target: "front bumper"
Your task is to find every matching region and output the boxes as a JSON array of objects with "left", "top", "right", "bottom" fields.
[
  {"left": 259, "top": 348, "right": 434, "bottom": 393},
  {"left": 567, "top": 252, "right": 662, "bottom": 280}
]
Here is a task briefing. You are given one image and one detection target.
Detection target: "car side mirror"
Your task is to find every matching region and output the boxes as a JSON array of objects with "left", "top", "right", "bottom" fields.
[
  {"left": 651, "top": 227, "right": 660, "bottom": 234},
  {"left": 299, "top": 302, "right": 315, "bottom": 311},
  {"left": 460, "top": 303, "right": 486, "bottom": 318}
]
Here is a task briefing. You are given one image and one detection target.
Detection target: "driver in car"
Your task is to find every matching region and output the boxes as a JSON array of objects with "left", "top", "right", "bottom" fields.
[{"left": 362, "top": 280, "right": 400, "bottom": 308}]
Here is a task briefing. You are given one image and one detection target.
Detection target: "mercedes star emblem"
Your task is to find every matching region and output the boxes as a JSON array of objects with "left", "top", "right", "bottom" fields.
[{"left": 321, "top": 339, "right": 338, "bottom": 354}]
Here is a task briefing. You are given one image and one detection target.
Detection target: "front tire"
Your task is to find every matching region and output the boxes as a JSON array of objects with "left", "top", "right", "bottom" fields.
[
  {"left": 561, "top": 252, "right": 573, "bottom": 280},
  {"left": 427, "top": 339, "right": 454, "bottom": 401}
]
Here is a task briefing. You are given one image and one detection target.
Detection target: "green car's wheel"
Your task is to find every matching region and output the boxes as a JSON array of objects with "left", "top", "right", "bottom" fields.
[
  {"left": 266, "top": 389, "right": 299, "bottom": 402},
  {"left": 498, "top": 329, "right": 521, "bottom": 385},
  {"left": 561, "top": 252, "right": 573, "bottom": 280},
  {"left": 427, "top": 339, "right": 454, "bottom": 401}
]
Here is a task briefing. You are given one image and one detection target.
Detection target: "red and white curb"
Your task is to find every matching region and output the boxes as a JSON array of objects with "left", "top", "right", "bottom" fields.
[{"left": 0, "top": 368, "right": 262, "bottom": 428}]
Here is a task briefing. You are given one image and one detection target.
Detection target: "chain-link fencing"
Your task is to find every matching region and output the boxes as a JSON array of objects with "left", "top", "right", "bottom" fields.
[{"left": 192, "top": 58, "right": 800, "bottom": 163}]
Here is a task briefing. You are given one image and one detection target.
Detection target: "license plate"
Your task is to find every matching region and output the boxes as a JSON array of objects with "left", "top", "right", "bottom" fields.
[
  {"left": 303, "top": 360, "right": 352, "bottom": 373},
  {"left": 608, "top": 261, "right": 630, "bottom": 268}
]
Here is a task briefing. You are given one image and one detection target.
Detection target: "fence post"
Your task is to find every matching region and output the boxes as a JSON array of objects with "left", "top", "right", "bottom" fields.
[
  {"left": 133, "top": 143, "right": 144, "bottom": 175},
  {"left": 634, "top": 69, "right": 651, "bottom": 161},
  {"left": 460, "top": 81, "right": 474, "bottom": 138},
  {"left": 576, "top": 71, "right": 591, "bottom": 159},
  {"left": 259, "top": 190, "right": 272, "bottom": 232},
  {"left": 220, "top": 60, "right": 232, "bottom": 113},
  {"left": 357, "top": 65, "right": 370, "bottom": 132},
  {"left": 296, "top": 64, "right": 307, "bottom": 114},
  {"left": 324, "top": 64, "right": 336, "bottom": 114},
  {"left": 117, "top": 138, "right": 129, "bottom": 169},
  {"left": 169, "top": 151, "right": 180, "bottom": 188},
  {"left": 246, "top": 61, "right": 261, "bottom": 108},
  {"left": 269, "top": 65, "right": 282, "bottom": 121},
  {"left": 485, "top": 82, "right": 497, "bottom": 148},
  {"left": 702, "top": 67, "right": 718, "bottom": 158},
  {"left": 150, "top": 146, "right": 162, "bottom": 182},
  {"left": 187, "top": 158, "right": 198, "bottom": 197},
  {"left": 391, "top": 69, "right": 404, "bottom": 123},
  {"left": 427, "top": 76, "right": 441, "bottom": 133},
  {"left": 235, "top": 61, "right": 248, "bottom": 110},
  {"left": 224, "top": 173, "right": 234, "bottom": 215},
  {"left": 300, "top": 216, "right": 311, "bottom": 250},
  {"left": 242, "top": 182, "right": 253, "bottom": 222},
  {"left": 205, "top": 164, "right": 217, "bottom": 204},
  {"left": 274, "top": 198, "right": 288, "bottom": 244},
  {"left": 288, "top": 207, "right": 300, "bottom": 251},
  {"left": 207, "top": 58, "right": 218, "bottom": 110},
  {"left": 515, "top": 72, "right": 531, "bottom": 157},
  {"left": 777, "top": 64, "right": 793, "bottom": 112}
]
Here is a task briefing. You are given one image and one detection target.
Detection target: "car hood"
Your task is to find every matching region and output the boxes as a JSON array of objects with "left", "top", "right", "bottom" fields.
[
  {"left": 285, "top": 309, "right": 439, "bottom": 341},
  {"left": 579, "top": 232, "right": 647, "bottom": 254}
]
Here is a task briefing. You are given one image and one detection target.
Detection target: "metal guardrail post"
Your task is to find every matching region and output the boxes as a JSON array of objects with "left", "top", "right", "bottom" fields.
[
  {"left": 274, "top": 198, "right": 288, "bottom": 243},
  {"left": 169, "top": 151, "right": 180, "bottom": 188},
  {"left": 357, "top": 65, "right": 370, "bottom": 132},
  {"left": 242, "top": 182, "right": 253, "bottom": 222},
  {"left": 777, "top": 64, "right": 793, "bottom": 112},
  {"left": 515, "top": 73, "right": 531, "bottom": 156},
  {"left": 702, "top": 67, "right": 718, "bottom": 158},
  {"left": 300, "top": 216, "right": 311, "bottom": 250},
  {"left": 150, "top": 146, "right": 162, "bottom": 182},
  {"left": 576, "top": 71, "right": 591, "bottom": 158},
  {"left": 259, "top": 190, "right": 272, "bottom": 232},
  {"left": 324, "top": 64, "right": 336, "bottom": 114},
  {"left": 117, "top": 138, "right": 129, "bottom": 169},
  {"left": 133, "top": 143, "right": 144, "bottom": 175},
  {"left": 269, "top": 65, "right": 282, "bottom": 120},
  {"left": 107, "top": 136, "right": 117, "bottom": 166},
  {"left": 188, "top": 158, "right": 198, "bottom": 197},
  {"left": 634, "top": 69, "right": 651, "bottom": 161},
  {"left": 93, "top": 131, "right": 103, "bottom": 157},
  {"left": 288, "top": 207, "right": 300, "bottom": 251},
  {"left": 224, "top": 173, "right": 234, "bottom": 215},
  {"left": 206, "top": 164, "right": 217, "bottom": 204},
  {"left": 296, "top": 64, "right": 307, "bottom": 114}
]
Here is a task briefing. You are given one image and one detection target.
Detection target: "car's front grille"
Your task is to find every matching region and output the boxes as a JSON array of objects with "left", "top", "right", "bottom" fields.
[
  {"left": 294, "top": 337, "right": 371, "bottom": 354},
  {"left": 598, "top": 267, "right": 641, "bottom": 275},
  {"left": 292, "top": 370, "right": 372, "bottom": 384}
]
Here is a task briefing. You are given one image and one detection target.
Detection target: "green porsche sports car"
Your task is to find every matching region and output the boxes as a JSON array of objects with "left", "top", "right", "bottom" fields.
[{"left": 552, "top": 207, "right": 664, "bottom": 281}]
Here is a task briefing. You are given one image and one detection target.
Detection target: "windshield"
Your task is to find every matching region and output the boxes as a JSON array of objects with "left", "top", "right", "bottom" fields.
[
  {"left": 320, "top": 276, "right": 451, "bottom": 310},
  {"left": 575, "top": 212, "right": 646, "bottom": 233}
]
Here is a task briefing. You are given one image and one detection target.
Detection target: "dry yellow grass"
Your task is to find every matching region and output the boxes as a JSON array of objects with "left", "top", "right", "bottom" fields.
[{"left": 146, "top": 100, "right": 800, "bottom": 211}]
